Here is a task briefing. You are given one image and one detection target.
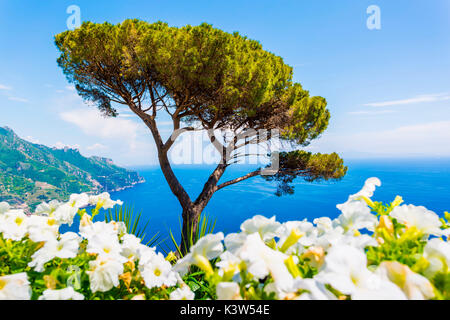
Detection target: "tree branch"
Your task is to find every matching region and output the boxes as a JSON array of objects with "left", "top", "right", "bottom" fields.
[{"left": 216, "top": 169, "right": 261, "bottom": 191}]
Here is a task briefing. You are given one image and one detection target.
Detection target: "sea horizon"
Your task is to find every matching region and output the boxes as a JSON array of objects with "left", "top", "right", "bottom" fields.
[{"left": 102, "top": 157, "right": 450, "bottom": 249}]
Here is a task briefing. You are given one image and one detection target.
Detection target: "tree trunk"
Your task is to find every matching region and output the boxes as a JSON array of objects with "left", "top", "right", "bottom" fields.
[{"left": 180, "top": 206, "right": 202, "bottom": 255}]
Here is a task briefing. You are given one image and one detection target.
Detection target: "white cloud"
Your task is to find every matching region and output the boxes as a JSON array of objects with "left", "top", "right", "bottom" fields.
[
  {"left": 0, "top": 84, "right": 12, "bottom": 90},
  {"left": 87, "top": 143, "right": 108, "bottom": 151},
  {"left": 308, "top": 121, "right": 450, "bottom": 157},
  {"left": 60, "top": 108, "right": 141, "bottom": 150},
  {"left": 364, "top": 93, "right": 450, "bottom": 107},
  {"left": 24, "top": 136, "right": 40, "bottom": 144},
  {"left": 8, "top": 96, "right": 29, "bottom": 103},
  {"left": 348, "top": 110, "right": 395, "bottom": 115},
  {"left": 53, "top": 141, "right": 81, "bottom": 150}
]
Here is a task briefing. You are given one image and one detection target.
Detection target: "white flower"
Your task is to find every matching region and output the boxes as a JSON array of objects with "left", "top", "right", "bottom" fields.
[
  {"left": 0, "top": 273, "right": 31, "bottom": 300},
  {"left": 349, "top": 177, "right": 381, "bottom": 200},
  {"left": 121, "top": 233, "right": 143, "bottom": 261},
  {"left": 293, "top": 278, "right": 337, "bottom": 300},
  {"left": 68, "top": 193, "right": 90, "bottom": 209},
  {"left": 139, "top": 252, "right": 178, "bottom": 289},
  {"left": 29, "top": 232, "right": 81, "bottom": 272},
  {"left": 89, "top": 193, "right": 123, "bottom": 210},
  {"left": 240, "top": 215, "right": 281, "bottom": 241},
  {"left": 313, "top": 217, "right": 334, "bottom": 235},
  {"left": 277, "top": 220, "right": 316, "bottom": 252},
  {"left": 216, "top": 251, "right": 242, "bottom": 280},
  {"left": 86, "top": 233, "right": 125, "bottom": 262},
  {"left": 170, "top": 286, "right": 195, "bottom": 300},
  {"left": 174, "top": 232, "right": 224, "bottom": 276},
  {"left": 35, "top": 200, "right": 61, "bottom": 216},
  {"left": 0, "top": 210, "right": 29, "bottom": 241},
  {"left": 312, "top": 223, "right": 345, "bottom": 250},
  {"left": 87, "top": 256, "right": 124, "bottom": 293},
  {"left": 376, "top": 261, "right": 435, "bottom": 300},
  {"left": 234, "top": 233, "right": 293, "bottom": 292},
  {"left": 334, "top": 233, "right": 378, "bottom": 250},
  {"left": 390, "top": 204, "right": 443, "bottom": 236},
  {"left": 53, "top": 203, "right": 78, "bottom": 226},
  {"left": 224, "top": 232, "right": 248, "bottom": 254},
  {"left": 335, "top": 200, "right": 377, "bottom": 233},
  {"left": 80, "top": 221, "right": 118, "bottom": 239},
  {"left": 423, "top": 238, "right": 450, "bottom": 277},
  {"left": 316, "top": 245, "right": 406, "bottom": 300},
  {"left": 27, "top": 215, "right": 59, "bottom": 243},
  {"left": 38, "top": 287, "right": 84, "bottom": 300},
  {"left": 0, "top": 201, "right": 10, "bottom": 214},
  {"left": 216, "top": 282, "right": 242, "bottom": 300}
]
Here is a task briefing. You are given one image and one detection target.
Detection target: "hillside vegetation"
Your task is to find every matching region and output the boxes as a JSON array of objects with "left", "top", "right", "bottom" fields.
[{"left": 0, "top": 127, "right": 143, "bottom": 209}]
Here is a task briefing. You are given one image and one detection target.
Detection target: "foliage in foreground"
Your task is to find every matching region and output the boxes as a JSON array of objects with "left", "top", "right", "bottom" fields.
[{"left": 0, "top": 178, "right": 449, "bottom": 300}]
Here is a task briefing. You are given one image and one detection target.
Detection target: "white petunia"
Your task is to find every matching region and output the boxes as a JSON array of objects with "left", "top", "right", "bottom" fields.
[
  {"left": 390, "top": 204, "right": 443, "bottom": 236},
  {"left": 87, "top": 256, "right": 124, "bottom": 293},
  {"left": 277, "top": 220, "right": 316, "bottom": 252},
  {"left": 224, "top": 232, "right": 248, "bottom": 254},
  {"left": 316, "top": 245, "right": 406, "bottom": 300},
  {"left": 120, "top": 233, "right": 143, "bottom": 261},
  {"left": 139, "top": 252, "right": 178, "bottom": 289},
  {"left": 35, "top": 200, "right": 61, "bottom": 216},
  {"left": 68, "top": 193, "right": 89, "bottom": 209},
  {"left": 86, "top": 233, "right": 125, "bottom": 262},
  {"left": 216, "top": 282, "right": 242, "bottom": 300},
  {"left": 38, "top": 287, "right": 84, "bottom": 300},
  {"left": 335, "top": 200, "right": 377, "bottom": 233},
  {"left": 0, "top": 201, "right": 10, "bottom": 214},
  {"left": 27, "top": 215, "right": 59, "bottom": 243},
  {"left": 313, "top": 217, "right": 334, "bottom": 235},
  {"left": 53, "top": 203, "right": 78, "bottom": 226},
  {"left": 334, "top": 233, "right": 378, "bottom": 250},
  {"left": 234, "top": 233, "right": 293, "bottom": 292},
  {"left": 376, "top": 261, "right": 435, "bottom": 300},
  {"left": 349, "top": 177, "right": 381, "bottom": 201},
  {"left": 0, "top": 273, "right": 31, "bottom": 300},
  {"left": 0, "top": 210, "right": 29, "bottom": 241},
  {"left": 170, "top": 286, "right": 195, "bottom": 300},
  {"left": 174, "top": 232, "right": 224, "bottom": 276},
  {"left": 240, "top": 215, "right": 281, "bottom": 241},
  {"left": 29, "top": 232, "right": 81, "bottom": 272},
  {"left": 216, "top": 251, "right": 242, "bottom": 281},
  {"left": 423, "top": 238, "right": 450, "bottom": 277},
  {"left": 89, "top": 192, "right": 123, "bottom": 210},
  {"left": 80, "top": 221, "right": 118, "bottom": 239},
  {"left": 293, "top": 278, "right": 337, "bottom": 300}
]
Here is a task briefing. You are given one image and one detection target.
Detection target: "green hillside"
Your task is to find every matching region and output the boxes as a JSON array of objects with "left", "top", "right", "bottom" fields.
[{"left": 0, "top": 126, "right": 144, "bottom": 210}]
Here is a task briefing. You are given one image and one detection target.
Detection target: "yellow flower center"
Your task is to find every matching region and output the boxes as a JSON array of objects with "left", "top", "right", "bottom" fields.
[
  {"left": 47, "top": 219, "right": 57, "bottom": 226},
  {"left": 15, "top": 217, "right": 24, "bottom": 226},
  {"left": 154, "top": 269, "right": 161, "bottom": 277},
  {"left": 103, "top": 247, "right": 111, "bottom": 254},
  {"left": 0, "top": 279, "right": 6, "bottom": 290}
]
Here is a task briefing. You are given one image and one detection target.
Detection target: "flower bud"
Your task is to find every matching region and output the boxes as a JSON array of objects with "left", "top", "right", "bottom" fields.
[
  {"left": 284, "top": 256, "right": 301, "bottom": 278},
  {"left": 280, "top": 228, "right": 303, "bottom": 252},
  {"left": 302, "top": 246, "right": 325, "bottom": 268},
  {"left": 378, "top": 215, "right": 394, "bottom": 235},
  {"left": 193, "top": 254, "right": 213, "bottom": 276}
]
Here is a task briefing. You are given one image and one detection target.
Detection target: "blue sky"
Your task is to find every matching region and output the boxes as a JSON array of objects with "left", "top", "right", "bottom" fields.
[{"left": 0, "top": 0, "right": 449, "bottom": 166}]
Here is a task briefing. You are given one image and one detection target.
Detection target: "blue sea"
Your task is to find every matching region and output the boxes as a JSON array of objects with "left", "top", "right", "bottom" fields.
[{"left": 104, "top": 158, "right": 450, "bottom": 248}]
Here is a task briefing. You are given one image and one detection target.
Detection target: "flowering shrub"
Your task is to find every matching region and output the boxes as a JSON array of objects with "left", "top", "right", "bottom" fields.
[{"left": 0, "top": 179, "right": 449, "bottom": 300}]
